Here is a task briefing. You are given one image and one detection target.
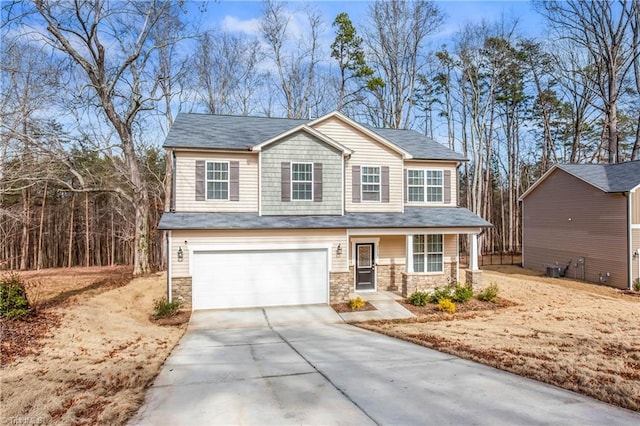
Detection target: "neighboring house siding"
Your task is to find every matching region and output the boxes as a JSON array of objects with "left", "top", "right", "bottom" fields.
[
  {"left": 632, "top": 190, "right": 640, "bottom": 224},
  {"left": 523, "top": 169, "right": 627, "bottom": 289},
  {"left": 175, "top": 151, "right": 258, "bottom": 212},
  {"left": 404, "top": 160, "right": 458, "bottom": 206},
  {"left": 170, "top": 229, "right": 348, "bottom": 277},
  {"left": 261, "top": 132, "right": 343, "bottom": 215},
  {"left": 313, "top": 117, "right": 403, "bottom": 213}
]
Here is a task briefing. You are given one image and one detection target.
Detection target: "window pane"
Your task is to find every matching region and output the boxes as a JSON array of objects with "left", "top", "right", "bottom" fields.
[
  {"left": 292, "top": 182, "right": 312, "bottom": 200},
  {"left": 206, "top": 162, "right": 214, "bottom": 180},
  {"left": 427, "top": 254, "right": 443, "bottom": 272},
  {"left": 408, "top": 170, "right": 424, "bottom": 186},
  {"left": 213, "top": 182, "right": 228, "bottom": 199},
  {"left": 408, "top": 187, "right": 424, "bottom": 202},
  {"left": 291, "top": 163, "right": 313, "bottom": 200},
  {"left": 361, "top": 166, "right": 380, "bottom": 201},
  {"left": 427, "top": 170, "right": 442, "bottom": 186},
  {"left": 413, "top": 254, "right": 425, "bottom": 272}
]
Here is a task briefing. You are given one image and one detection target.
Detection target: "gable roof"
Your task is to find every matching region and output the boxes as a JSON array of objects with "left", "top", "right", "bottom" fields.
[
  {"left": 163, "top": 112, "right": 466, "bottom": 161},
  {"left": 521, "top": 161, "right": 640, "bottom": 199},
  {"left": 251, "top": 124, "right": 352, "bottom": 155}
]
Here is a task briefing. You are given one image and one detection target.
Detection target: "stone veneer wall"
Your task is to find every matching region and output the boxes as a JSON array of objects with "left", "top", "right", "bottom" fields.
[
  {"left": 172, "top": 276, "right": 192, "bottom": 308},
  {"left": 401, "top": 262, "right": 455, "bottom": 297},
  {"left": 465, "top": 269, "right": 482, "bottom": 288},
  {"left": 375, "top": 263, "right": 405, "bottom": 291},
  {"left": 329, "top": 271, "right": 351, "bottom": 303}
]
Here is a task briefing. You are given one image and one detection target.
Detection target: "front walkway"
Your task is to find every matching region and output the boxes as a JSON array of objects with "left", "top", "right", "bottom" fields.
[
  {"left": 339, "top": 291, "right": 414, "bottom": 322},
  {"left": 130, "top": 306, "right": 640, "bottom": 425}
]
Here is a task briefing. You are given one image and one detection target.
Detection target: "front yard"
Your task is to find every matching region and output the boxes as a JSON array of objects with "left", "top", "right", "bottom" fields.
[
  {"left": 0, "top": 268, "right": 186, "bottom": 424},
  {"left": 358, "top": 266, "right": 640, "bottom": 411}
]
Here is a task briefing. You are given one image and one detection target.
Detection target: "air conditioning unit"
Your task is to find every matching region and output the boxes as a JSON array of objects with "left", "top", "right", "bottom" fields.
[{"left": 546, "top": 266, "right": 561, "bottom": 278}]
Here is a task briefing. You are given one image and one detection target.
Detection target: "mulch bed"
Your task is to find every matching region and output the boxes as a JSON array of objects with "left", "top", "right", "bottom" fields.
[
  {"left": 151, "top": 310, "right": 191, "bottom": 326},
  {"left": 0, "top": 311, "right": 61, "bottom": 366},
  {"left": 399, "top": 297, "right": 517, "bottom": 317},
  {"left": 331, "top": 301, "right": 377, "bottom": 313}
]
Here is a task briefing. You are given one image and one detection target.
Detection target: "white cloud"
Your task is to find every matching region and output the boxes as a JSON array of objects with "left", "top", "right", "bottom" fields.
[{"left": 221, "top": 15, "right": 261, "bottom": 36}]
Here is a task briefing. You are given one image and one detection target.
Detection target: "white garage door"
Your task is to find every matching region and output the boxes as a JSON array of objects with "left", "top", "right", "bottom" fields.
[{"left": 191, "top": 248, "right": 328, "bottom": 310}]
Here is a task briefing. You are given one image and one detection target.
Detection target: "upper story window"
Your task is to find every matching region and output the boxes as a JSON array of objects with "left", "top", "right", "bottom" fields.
[
  {"left": 361, "top": 166, "right": 381, "bottom": 202},
  {"left": 291, "top": 162, "right": 313, "bottom": 200},
  {"left": 407, "top": 169, "right": 443, "bottom": 203},
  {"left": 412, "top": 234, "right": 444, "bottom": 273},
  {"left": 206, "top": 161, "right": 229, "bottom": 200}
]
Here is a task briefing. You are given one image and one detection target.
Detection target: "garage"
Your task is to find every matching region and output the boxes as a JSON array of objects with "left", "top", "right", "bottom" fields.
[{"left": 191, "top": 248, "right": 329, "bottom": 310}]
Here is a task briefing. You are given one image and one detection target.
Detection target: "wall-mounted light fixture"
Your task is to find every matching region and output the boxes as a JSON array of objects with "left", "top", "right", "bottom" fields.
[
  {"left": 336, "top": 244, "right": 342, "bottom": 256},
  {"left": 177, "top": 247, "right": 184, "bottom": 262}
]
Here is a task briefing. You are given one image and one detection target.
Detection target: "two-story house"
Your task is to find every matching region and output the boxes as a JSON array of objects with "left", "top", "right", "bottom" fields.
[{"left": 158, "top": 112, "right": 491, "bottom": 310}]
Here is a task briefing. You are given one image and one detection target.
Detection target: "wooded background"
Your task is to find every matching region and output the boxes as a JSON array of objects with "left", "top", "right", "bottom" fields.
[{"left": 2, "top": 0, "right": 639, "bottom": 274}]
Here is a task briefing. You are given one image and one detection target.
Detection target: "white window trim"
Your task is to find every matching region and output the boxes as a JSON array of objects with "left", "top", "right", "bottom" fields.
[
  {"left": 426, "top": 169, "right": 444, "bottom": 203},
  {"left": 291, "top": 162, "right": 314, "bottom": 201},
  {"left": 410, "top": 233, "right": 444, "bottom": 274},
  {"left": 360, "top": 165, "right": 381, "bottom": 203},
  {"left": 407, "top": 168, "right": 444, "bottom": 204},
  {"left": 206, "top": 160, "right": 230, "bottom": 201},
  {"left": 407, "top": 169, "right": 425, "bottom": 203}
]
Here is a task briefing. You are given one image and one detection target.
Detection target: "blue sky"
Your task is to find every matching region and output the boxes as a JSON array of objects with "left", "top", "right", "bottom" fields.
[{"left": 198, "top": 0, "right": 544, "bottom": 44}]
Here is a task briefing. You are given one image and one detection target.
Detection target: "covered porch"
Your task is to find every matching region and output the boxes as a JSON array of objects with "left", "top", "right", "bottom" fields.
[{"left": 329, "top": 228, "right": 482, "bottom": 302}]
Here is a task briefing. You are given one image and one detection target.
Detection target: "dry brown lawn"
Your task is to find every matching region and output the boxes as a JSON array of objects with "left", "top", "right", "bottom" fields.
[
  {"left": 1, "top": 268, "right": 187, "bottom": 425},
  {"left": 358, "top": 265, "right": 640, "bottom": 411}
]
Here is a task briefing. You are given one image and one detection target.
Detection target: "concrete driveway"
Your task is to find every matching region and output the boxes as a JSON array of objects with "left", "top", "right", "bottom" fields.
[{"left": 130, "top": 305, "right": 640, "bottom": 425}]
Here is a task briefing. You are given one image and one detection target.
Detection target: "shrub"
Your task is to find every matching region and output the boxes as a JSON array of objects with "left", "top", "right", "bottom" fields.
[
  {"left": 634, "top": 279, "right": 640, "bottom": 292},
  {"left": 0, "top": 274, "right": 32, "bottom": 319},
  {"left": 348, "top": 297, "right": 365, "bottom": 310},
  {"left": 437, "top": 298, "right": 456, "bottom": 314},
  {"left": 428, "top": 286, "right": 453, "bottom": 304},
  {"left": 153, "top": 298, "right": 181, "bottom": 319},
  {"left": 477, "top": 283, "right": 500, "bottom": 302},
  {"left": 452, "top": 283, "right": 474, "bottom": 303},
  {"left": 407, "top": 291, "right": 429, "bottom": 307}
]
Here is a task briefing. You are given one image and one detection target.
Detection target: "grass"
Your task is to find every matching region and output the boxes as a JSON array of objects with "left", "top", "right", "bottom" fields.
[
  {"left": 357, "top": 266, "right": 640, "bottom": 412},
  {"left": 0, "top": 267, "right": 186, "bottom": 424}
]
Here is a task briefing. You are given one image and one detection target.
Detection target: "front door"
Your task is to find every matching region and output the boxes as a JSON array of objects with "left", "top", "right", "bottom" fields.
[{"left": 355, "top": 243, "right": 375, "bottom": 291}]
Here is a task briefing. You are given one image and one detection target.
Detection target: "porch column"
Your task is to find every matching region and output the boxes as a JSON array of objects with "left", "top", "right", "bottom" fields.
[
  {"left": 406, "top": 234, "right": 414, "bottom": 273},
  {"left": 469, "top": 233, "right": 479, "bottom": 271}
]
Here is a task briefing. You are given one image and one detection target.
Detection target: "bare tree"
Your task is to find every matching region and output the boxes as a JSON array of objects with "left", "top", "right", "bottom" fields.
[
  {"left": 21, "top": 0, "right": 188, "bottom": 274},
  {"left": 364, "top": 0, "right": 444, "bottom": 129},
  {"left": 260, "top": 0, "right": 322, "bottom": 119},
  {"left": 538, "top": 0, "right": 640, "bottom": 163}
]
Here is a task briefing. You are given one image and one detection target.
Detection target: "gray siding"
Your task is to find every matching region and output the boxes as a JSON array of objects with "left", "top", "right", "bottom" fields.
[
  {"left": 261, "top": 131, "right": 342, "bottom": 215},
  {"left": 523, "top": 169, "right": 628, "bottom": 289}
]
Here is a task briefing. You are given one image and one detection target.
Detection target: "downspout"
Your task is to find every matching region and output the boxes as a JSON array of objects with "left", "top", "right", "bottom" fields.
[
  {"left": 167, "top": 231, "right": 173, "bottom": 301},
  {"left": 171, "top": 149, "right": 176, "bottom": 212},
  {"left": 627, "top": 192, "right": 633, "bottom": 290}
]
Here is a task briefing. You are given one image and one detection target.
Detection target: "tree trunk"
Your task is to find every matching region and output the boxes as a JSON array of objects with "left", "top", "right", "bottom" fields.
[
  {"left": 68, "top": 193, "right": 75, "bottom": 268},
  {"left": 37, "top": 182, "right": 48, "bottom": 270},
  {"left": 20, "top": 188, "right": 30, "bottom": 270}
]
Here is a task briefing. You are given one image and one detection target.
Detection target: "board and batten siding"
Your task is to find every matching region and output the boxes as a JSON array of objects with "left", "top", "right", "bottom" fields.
[
  {"left": 174, "top": 151, "right": 258, "bottom": 212},
  {"left": 260, "top": 132, "right": 343, "bottom": 215},
  {"left": 312, "top": 117, "right": 403, "bottom": 213},
  {"left": 523, "top": 168, "right": 628, "bottom": 289},
  {"left": 403, "top": 160, "right": 458, "bottom": 206},
  {"left": 170, "top": 229, "right": 348, "bottom": 277}
]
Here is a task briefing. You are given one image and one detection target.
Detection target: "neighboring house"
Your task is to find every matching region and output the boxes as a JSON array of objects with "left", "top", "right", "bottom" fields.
[
  {"left": 158, "top": 112, "right": 491, "bottom": 310},
  {"left": 520, "top": 161, "right": 640, "bottom": 290}
]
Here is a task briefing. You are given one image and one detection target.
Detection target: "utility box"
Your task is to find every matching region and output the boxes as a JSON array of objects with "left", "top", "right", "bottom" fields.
[{"left": 546, "top": 266, "right": 562, "bottom": 278}]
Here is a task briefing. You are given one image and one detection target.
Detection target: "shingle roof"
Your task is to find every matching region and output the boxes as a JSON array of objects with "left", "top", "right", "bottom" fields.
[
  {"left": 158, "top": 207, "right": 491, "bottom": 230},
  {"left": 163, "top": 113, "right": 466, "bottom": 161},
  {"left": 558, "top": 161, "right": 640, "bottom": 192}
]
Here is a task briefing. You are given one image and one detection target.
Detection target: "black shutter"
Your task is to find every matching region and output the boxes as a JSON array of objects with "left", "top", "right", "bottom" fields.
[
  {"left": 381, "top": 166, "right": 390, "bottom": 203},
  {"left": 281, "top": 162, "right": 291, "bottom": 202},
  {"left": 352, "top": 166, "right": 361, "bottom": 203},
  {"left": 313, "top": 163, "right": 323, "bottom": 202},
  {"left": 230, "top": 161, "right": 239, "bottom": 201},
  {"left": 195, "top": 160, "right": 205, "bottom": 201},
  {"left": 443, "top": 170, "right": 451, "bottom": 204}
]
